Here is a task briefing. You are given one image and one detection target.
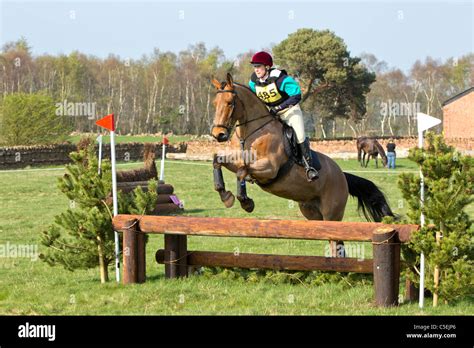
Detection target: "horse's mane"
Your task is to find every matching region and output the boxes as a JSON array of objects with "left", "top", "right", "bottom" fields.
[
  {"left": 232, "top": 82, "right": 269, "bottom": 110},
  {"left": 232, "top": 81, "right": 253, "bottom": 93}
]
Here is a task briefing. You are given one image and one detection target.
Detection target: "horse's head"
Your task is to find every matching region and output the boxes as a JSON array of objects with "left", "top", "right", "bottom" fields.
[{"left": 210, "top": 73, "right": 239, "bottom": 142}]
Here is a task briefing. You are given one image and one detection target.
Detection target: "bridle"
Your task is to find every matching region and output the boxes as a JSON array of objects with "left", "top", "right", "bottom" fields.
[
  {"left": 211, "top": 87, "right": 275, "bottom": 149},
  {"left": 211, "top": 89, "right": 238, "bottom": 134}
]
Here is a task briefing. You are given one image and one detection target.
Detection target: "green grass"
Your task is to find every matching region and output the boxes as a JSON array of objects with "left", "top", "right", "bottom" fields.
[
  {"left": 67, "top": 134, "right": 195, "bottom": 144},
  {"left": 0, "top": 158, "right": 472, "bottom": 315}
]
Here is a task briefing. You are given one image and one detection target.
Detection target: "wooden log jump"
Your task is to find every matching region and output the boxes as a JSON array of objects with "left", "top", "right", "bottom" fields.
[
  {"left": 113, "top": 215, "right": 419, "bottom": 307},
  {"left": 155, "top": 249, "right": 374, "bottom": 273},
  {"left": 116, "top": 181, "right": 174, "bottom": 195}
]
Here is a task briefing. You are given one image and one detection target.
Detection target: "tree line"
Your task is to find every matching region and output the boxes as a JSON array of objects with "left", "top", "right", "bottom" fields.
[{"left": 0, "top": 30, "right": 472, "bottom": 144}]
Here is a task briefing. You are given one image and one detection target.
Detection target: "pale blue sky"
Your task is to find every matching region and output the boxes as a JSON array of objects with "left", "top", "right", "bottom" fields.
[{"left": 1, "top": 0, "right": 472, "bottom": 72}]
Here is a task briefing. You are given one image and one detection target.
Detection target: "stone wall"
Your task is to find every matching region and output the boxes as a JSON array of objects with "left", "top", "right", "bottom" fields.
[
  {"left": 178, "top": 136, "right": 474, "bottom": 161},
  {"left": 0, "top": 142, "right": 187, "bottom": 169},
  {"left": 2, "top": 136, "right": 472, "bottom": 169}
]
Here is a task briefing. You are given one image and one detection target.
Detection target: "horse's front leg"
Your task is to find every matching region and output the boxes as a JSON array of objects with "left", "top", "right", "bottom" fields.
[
  {"left": 246, "top": 156, "right": 280, "bottom": 181},
  {"left": 362, "top": 153, "right": 366, "bottom": 167},
  {"left": 234, "top": 151, "right": 271, "bottom": 213},
  {"left": 236, "top": 175, "right": 255, "bottom": 213},
  {"left": 213, "top": 154, "right": 235, "bottom": 208},
  {"left": 234, "top": 154, "right": 276, "bottom": 214}
]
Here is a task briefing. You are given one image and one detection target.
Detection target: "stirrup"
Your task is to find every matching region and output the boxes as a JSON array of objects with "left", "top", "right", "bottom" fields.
[
  {"left": 301, "top": 152, "right": 319, "bottom": 181},
  {"left": 305, "top": 167, "right": 319, "bottom": 181}
]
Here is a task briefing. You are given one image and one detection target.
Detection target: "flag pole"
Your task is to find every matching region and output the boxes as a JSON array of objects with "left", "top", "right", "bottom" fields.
[
  {"left": 160, "top": 137, "right": 167, "bottom": 181},
  {"left": 416, "top": 112, "right": 441, "bottom": 308},
  {"left": 110, "top": 128, "right": 120, "bottom": 283},
  {"left": 96, "top": 113, "right": 120, "bottom": 283},
  {"left": 418, "top": 129, "right": 425, "bottom": 308},
  {"left": 97, "top": 134, "right": 103, "bottom": 175}
]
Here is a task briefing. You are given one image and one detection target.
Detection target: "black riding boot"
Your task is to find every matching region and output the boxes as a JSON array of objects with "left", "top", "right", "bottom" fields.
[{"left": 298, "top": 138, "right": 319, "bottom": 181}]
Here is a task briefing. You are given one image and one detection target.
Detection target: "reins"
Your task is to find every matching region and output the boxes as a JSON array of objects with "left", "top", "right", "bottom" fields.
[{"left": 211, "top": 87, "right": 276, "bottom": 160}]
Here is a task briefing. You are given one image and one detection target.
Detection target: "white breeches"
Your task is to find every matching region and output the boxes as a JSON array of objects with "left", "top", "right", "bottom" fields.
[{"left": 276, "top": 104, "right": 306, "bottom": 144}]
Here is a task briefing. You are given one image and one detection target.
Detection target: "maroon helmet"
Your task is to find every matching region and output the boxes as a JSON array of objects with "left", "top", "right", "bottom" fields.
[{"left": 250, "top": 51, "right": 273, "bottom": 67}]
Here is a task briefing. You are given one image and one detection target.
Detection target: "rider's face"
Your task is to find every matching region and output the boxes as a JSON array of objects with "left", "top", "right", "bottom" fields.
[{"left": 253, "top": 64, "right": 268, "bottom": 79}]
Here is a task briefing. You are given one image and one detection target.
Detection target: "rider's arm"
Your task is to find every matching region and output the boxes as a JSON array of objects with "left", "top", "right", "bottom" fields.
[
  {"left": 277, "top": 76, "right": 301, "bottom": 110},
  {"left": 249, "top": 80, "right": 256, "bottom": 93}
]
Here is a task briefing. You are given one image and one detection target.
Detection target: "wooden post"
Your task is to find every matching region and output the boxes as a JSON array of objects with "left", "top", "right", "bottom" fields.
[
  {"left": 137, "top": 232, "right": 146, "bottom": 283},
  {"left": 177, "top": 235, "right": 188, "bottom": 277},
  {"left": 372, "top": 227, "right": 401, "bottom": 307},
  {"left": 405, "top": 278, "right": 418, "bottom": 302},
  {"left": 122, "top": 218, "right": 139, "bottom": 284},
  {"left": 164, "top": 235, "right": 188, "bottom": 278}
]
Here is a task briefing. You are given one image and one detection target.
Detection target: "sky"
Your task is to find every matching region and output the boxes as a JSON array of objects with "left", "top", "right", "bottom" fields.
[{"left": 0, "top": 0, "right": 472, "bottom": 72}]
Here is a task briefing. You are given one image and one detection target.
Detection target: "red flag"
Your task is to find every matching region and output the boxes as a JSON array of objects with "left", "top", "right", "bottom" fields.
[
  {"left": 163, "top": 136, "right": 169, "bottom": 145},
  {"left": 96, "top": 113, "right": 115, "bottom": 131}
]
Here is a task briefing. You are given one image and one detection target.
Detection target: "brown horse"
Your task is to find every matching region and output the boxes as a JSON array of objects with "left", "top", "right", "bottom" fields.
[
  {"left": 210, "top": 74, "right": 394, "bottom": 256},
  {"left": 357, "top": 137, "right": 388, "bottom": 168}
]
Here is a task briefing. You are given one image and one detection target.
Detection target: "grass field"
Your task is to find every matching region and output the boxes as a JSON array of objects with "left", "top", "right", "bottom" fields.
[
  {"left": 0, "top": 158, "right": 472, "bottom": 315},
  {"left": 67, "top": 134, "right": 195, "bottom": 144}
]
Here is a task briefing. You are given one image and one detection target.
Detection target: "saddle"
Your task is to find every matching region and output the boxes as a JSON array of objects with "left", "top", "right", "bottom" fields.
[
  {"left": 282, "top": 122, "right": 321, "bottom": 169},
  {"left": 257, "top": 121, "right": 322, "bottom": 187}
]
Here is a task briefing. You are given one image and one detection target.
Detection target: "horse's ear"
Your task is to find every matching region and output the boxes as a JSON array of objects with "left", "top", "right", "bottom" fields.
[
  {"left": 226, "top": 73, "right": 233, "bottom": 88},
  {"left": 211, "top": 78, "right": 221, "bottom": 90}
]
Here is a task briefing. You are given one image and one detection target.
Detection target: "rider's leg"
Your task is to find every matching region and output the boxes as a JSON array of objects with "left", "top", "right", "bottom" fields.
[{"left": 279, "top": 104, "right": 319, "bottom": 181}]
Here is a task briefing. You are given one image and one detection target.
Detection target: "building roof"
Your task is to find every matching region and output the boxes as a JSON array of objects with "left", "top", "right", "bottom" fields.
[{"left": 442, "top": 86, "right": 474, "bottom": 107}]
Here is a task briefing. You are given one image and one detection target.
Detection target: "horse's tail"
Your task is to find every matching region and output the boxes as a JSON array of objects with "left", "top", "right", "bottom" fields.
[{"left": 344, "top": 172, "right": 395, "bottom": 222}]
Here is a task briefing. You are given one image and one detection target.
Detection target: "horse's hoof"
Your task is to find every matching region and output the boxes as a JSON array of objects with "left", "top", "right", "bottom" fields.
[
  {"left": 239, "top": 198, "right": 255, "bottom": 213},
  {"left": 244, "top": 200, "right": 255, "bottom": 213},
  {"left": 222, "top": 191, "right": 235, "bottom": 208}
]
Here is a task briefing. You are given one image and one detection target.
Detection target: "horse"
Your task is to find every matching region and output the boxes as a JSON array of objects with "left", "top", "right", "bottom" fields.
[
  {"left": 210, "top": 73, "right": 394, "bottom": 256},
  {"left": 357, "top": 137, "right": 388, "bottom": 168}
]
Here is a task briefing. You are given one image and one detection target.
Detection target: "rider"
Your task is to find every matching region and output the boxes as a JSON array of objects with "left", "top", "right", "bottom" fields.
[{"left": 248, "top": 51, "right": 319, "bottom": 181}]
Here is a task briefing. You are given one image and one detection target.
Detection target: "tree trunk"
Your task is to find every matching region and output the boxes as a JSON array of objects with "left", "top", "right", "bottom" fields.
[
  {"left": 348, "top": 122, "right": 357, "bottom": 138},
  {"left": 97, "top": 236, "right": 109, "bottom": 283},
  {"left": 381, "top": 113, "right": 386, "bottom": 136}
]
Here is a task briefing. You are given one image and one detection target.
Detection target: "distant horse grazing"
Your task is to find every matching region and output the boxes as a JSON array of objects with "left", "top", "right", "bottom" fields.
[
  {"left": 357, "top": 137, "right": 388, "bottom": 168},
  {"left": 210, "top": 73, "right": 395, "bottom": 257}
]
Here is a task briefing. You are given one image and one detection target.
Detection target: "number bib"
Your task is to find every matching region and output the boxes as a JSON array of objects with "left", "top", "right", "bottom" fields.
[{"left": 255, "top": 82, "right": 284, "bottom": 105}]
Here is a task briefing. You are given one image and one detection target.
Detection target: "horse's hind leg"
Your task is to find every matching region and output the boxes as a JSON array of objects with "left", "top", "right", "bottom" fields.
[
  {"left": 213, "top": 154, "right": 235, "bottom": 208},
  {"left": 298, "top": 200, "right": 324, "bottom": 220},
  {"left": 319, "top": 191, "right": 348, "bottom": 258},
  {"left": 299, "top": 200, "right": 341, "bottom": 257}
]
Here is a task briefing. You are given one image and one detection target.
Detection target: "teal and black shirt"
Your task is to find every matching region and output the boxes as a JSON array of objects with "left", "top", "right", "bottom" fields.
[{"left": 249, "top": 68, "right": 302, "bottom": 109}]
